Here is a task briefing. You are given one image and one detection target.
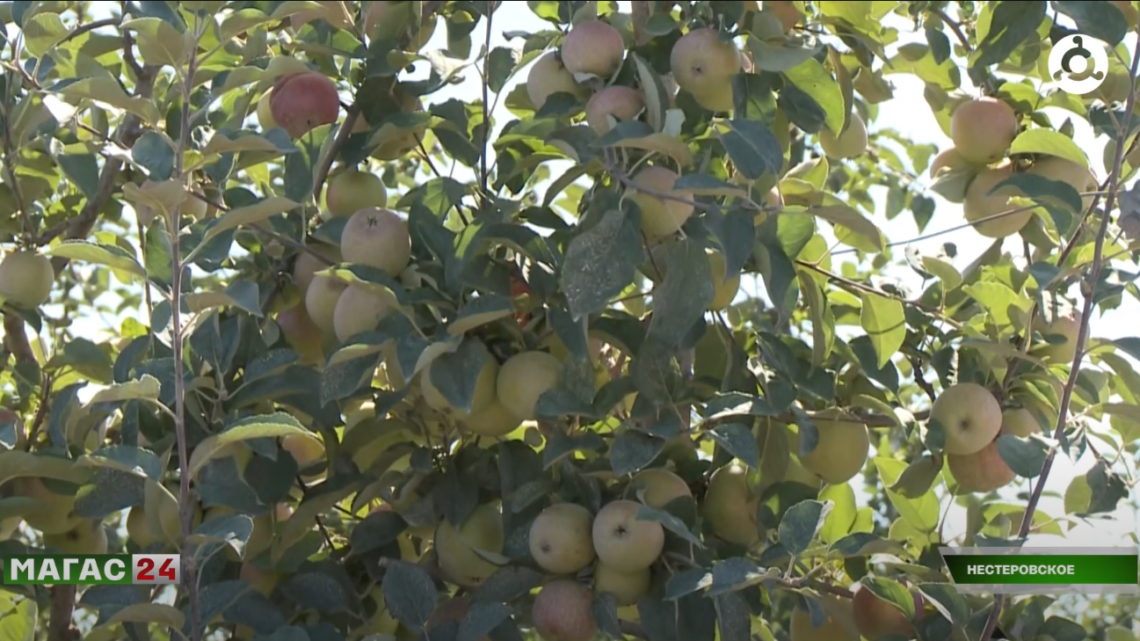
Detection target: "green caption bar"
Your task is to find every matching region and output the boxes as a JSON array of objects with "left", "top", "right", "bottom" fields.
[
  {"left": 4, "top": 554, "right": 133, "bottom": 585},
  {"left": 940, "top": 548, "right": 1140, "bottom": 594},
  {"left": 943, "top": 554, "right": 1137, "bottom": 585}
]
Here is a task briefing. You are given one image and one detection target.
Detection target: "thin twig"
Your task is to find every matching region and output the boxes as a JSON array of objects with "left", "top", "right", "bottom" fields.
[
  {"left": 60, "top": 17, "right": 118, "bottom": 45},
  {"left": 312, "top": 104, "right": 360, "bottom": 208},
  {"left": 978, "top": 40, "right": 1140, "bottom": 641},
  {"left": 931, "top": 8, "right": 971, "bottom": 53},
  {"left": 478, "top": 7, "right": 493, "bottom": 198},
  {"left": 171, "top": 17, "right": 202, "bottom": 641}
]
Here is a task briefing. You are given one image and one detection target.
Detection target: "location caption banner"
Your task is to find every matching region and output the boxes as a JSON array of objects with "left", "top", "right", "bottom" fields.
[
  {"left": 939, "top": 547, "right": 1140, "bottom": 595},
  {"left": 4, "top": 554, "right": 181, "bottom": 585}
]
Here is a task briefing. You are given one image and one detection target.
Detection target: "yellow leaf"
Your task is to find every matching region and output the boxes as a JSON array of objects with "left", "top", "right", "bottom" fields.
[
  {"left": 122, "top": 17, "right": 189, "bottom": 68},
  {"left": 56, "top": 77, "right": 160, "bottom": 124}
]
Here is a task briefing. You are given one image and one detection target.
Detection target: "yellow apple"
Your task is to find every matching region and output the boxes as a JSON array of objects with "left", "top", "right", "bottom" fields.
[
  {"left": 799, "top": 412, "right": 870, "bottom": 485},
  {"left": 325, "top": 169, "right": 388, "bottom": 217},
  {"left": 0, "top": 251, "right": 54, "bottom": 308},
  {"left": 947, "top": 438, "right": 1016, "bottom": 493},
  {"left": 789, "top": 596, "right": 859, "bottom": 641},
  {"left": 594, "top": 562, "right": 651, "bottom": 606},
  {"left": 1001, "top": 407, "right": 1042, "bottom": 438},
  {"left": 627, "top": 166, "right": 695, "bottom": 238},
  {"left": 591, "top": 500, "right": 664, "bottom": 572},
  {"left": 459, "top": 398, "right": 525, "bottom": 437},
  {"left": 852, "top": 585, "right": 917, "bottom": 641},
  {"left": 44, "top": 520, "right": 108, "bottom": 555},
  {"left": 434, "top": 503, "right": 504, "bottom": 587},
  {"left": 526, "top": 51, "right": 588, "bottom": 111},
  {"left": 561, "top": 20, "right": 626, "bottom": 79},
  {"left": 332, "top": 284, "right": 397, "bottom": 343},
  {"left": 529, "top": 502, "right": 596, "bottom": 575},
  {"left": 702, "top": 463, "right": 760, "bottom": 546},
  {"left": 422, "top": 352, "right": 499, "bottom": 418},
  {"left": 964, "top": 166, "right": 1033, "bottom": 238},
  {"left": 930, "top": 383, "right": 1003, "bottom": 455},
  {"left": 669, "top": 28, "right": 741, "bottom": 112},
  {"left": 13, "top": 477, "right": 84, "bottom": 534},
  {"left": 951, "top": 98, "right": 1018, "bottom": 164},
  {"left": 627, "top": 467, "right": 692, "bottom": 509},
  {"left": 495, "top": 351, "right": 563, "bottom": 420},
  {"left": 820, "top": 113, "right": 868, "bottom": 159},
  {"left": 340, "top": 207, "right": 412, "bottom": 277},
  {"left": 1032, "top": 312, "right": 1081, "bottom": 364}
]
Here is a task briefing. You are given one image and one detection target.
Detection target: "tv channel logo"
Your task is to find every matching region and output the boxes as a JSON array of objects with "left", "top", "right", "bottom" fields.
[{"left": 1048, "top": 34, "right": 1109, "bottom": 95}]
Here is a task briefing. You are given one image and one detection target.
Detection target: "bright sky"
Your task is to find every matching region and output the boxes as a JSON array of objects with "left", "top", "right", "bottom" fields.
[{"left": 59, "top": 3, "right": 1139, "bottom": 549}]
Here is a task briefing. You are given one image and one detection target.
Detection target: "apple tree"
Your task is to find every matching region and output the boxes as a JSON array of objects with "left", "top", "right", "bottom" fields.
[{"left": 1, "top": 1, "right": 1139, "bottom": 641}]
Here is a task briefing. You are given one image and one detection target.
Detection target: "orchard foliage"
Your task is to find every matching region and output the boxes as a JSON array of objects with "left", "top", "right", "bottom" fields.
[{"left": 0, "top": 1, "right": 1139, "bottom": 641}]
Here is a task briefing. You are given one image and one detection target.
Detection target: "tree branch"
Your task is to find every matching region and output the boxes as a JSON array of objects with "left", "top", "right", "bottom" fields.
[
  {"left": 171, "top": 19, "right": 202, "bottom": 641},
  {"left": 478, "top": 7, "right": 493, "bottom": 199},
  {"left": 978, "top": 39, "right": 1140, "bottom": 641},
  {"left": 311, "top": 104, "right": 360, "bottom": 210},
  {"left": 47, "top": 584, "right": 77, "bottom": 641},
  {"left": 930, "top": 8, "right": 971, "bottom": 53}
]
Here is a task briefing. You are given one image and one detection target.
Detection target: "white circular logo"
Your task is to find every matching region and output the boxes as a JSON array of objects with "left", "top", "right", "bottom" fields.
[{"left": 1047, "top": 34, "right": 1109, "bottom": 95}]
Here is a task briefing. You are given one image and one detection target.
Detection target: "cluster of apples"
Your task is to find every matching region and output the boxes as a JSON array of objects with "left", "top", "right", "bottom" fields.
[{"left": 931, "top": 97, "right": 1098, "bottom": 239}]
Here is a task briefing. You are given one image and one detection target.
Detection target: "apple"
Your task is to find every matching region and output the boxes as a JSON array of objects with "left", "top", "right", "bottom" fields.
[
  {"left": 785, "top": 454, "right": 823, "bottom": 488},
  {"left": 947, "top": 438, "right": 1016, "bottom": 493},
  {"left": 1028, "top": 156, "right": 1097, "bottom": 212},
  {"left": 594, "top": 561, "right": 651, "bottom": 606},
  {"left": 964, "top": 166, "right": 1033, "bottom": 238},
  {"left": 44, "top": 520, "right": 108, "bottom": 555},
  {"left": 364, "top": 1, "right": 438, "bottom": 50},
  {"left": 591, "top": 500, "right": 664, "bottom": 572},
  {"left": 332, "top": 285, "right": 397, "bottom": 343},
  {"left": 340, "top": 207, "right": 412, "bottom": 277},
  {"left": 13, "top": 477, "right": 84, "bottom": 534},
  {"left": 930, "top": 383, "right": 1003, "bottom": 455},
  {"left": 360, "top": 586, "right": 401, "bottom": 637},
  {"left": 702, "top": 463, "right": 760, "bottom": 546},
  {"left": 669, "top": 28, "right": 742, "bottom": 112},
  {"left": 585, "top": 85, "right": 644, "bottom": 134},
  {"left": 561, "top": 20, "right": 626, "bottom": 79},
  {"left": 134, "top": 180, "right": 209, "bottom": 226},
  {"left": 460, "top": 398, "right": 525, "bottom": 437},
  {"left": 422, "top": 352, "right": 499, "bottom": 417},
  {"left": 950, "top": 98, "right": 1018, "bottom": 164},
  {"left": 789, "top": 596, "right": 859, "bottom": 641},
  {"left": 799, "top": 412, "right": 870, "bottom": 485},
  {"left": 627, "top": 166, "right": 695, "bottom": 238},
  {"left": 707, "top": 249, "right": 741, "bottom": 311},
  {"left": 627, "top": 467, "right": 691, "bottom": 509},
  {"left": 304, "top": 273, "right": 348, "bottom": 334},
  {"left": 240, "top": 561, "right": 280, "bottom": 595},
  {"left": 527, "top": 52, "right": 588, "bottom": 111},
  {"left": 533, "top": 580, "right": 597, "bottom": 641},
  {"left": 1001, "top": 407, "right": 1042, "bottom": 438},
  {"left": 820, "top": 113, "right": 868, "bottom": 159},
  {"left": 852, "top": 585, "right": 918, "bottom": 641},
  {"left": 126, "top": 505, "right": 165, "bottom": 549},
  {"left": 1032, "top": 312, "right": 1081, "bottom": 364},
  {"left": 292, "top": 242, "right": 341, "bottom": 294},
  {"left": 0, "top": 251, "right": 54, "bottom": 308},
  {"left": 269, "top": 71, "right": 341, "bottom": 139},
  {"left": 764, "top": 1, "right": 805, "bottom": 32},
  {"left": 434, "top": 503, "right": 504, "bottom": 587},
  {"left": 930, "top": 148, "right": 974, "bottom": 176},
  {"left": 325, "top": 169, "right": 388, "bottom": 218},
  {"left": 1113, "top": 0, "right": 1139, "bottom": 25},
  {"left": 529, "top": 502, "right": 596, "bottom": 575},
  {"left": 283, "top": 433, "right": 324, "bottom": 468},
  {"left": 275, "top": 303, "right": 325, "bottom": 364},
  {"left": 495, "top": 351, "right": 564, "bottom": 420}
]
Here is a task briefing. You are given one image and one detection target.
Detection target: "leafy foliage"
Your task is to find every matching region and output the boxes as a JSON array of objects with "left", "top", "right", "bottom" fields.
[{"left": 1, "top": 2, "right": 1139, "bottom": 641}]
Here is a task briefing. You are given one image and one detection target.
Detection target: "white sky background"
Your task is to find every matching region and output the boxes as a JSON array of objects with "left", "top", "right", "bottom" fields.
[{"left": 59, "top": 3, "right": 1139, "bottom": 549}]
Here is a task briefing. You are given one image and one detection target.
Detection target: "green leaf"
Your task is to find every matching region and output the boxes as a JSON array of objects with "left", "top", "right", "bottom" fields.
[
  {"left": 811, "top": 204, "right": 885, "bottom": 251},
  {"left": 798, "top": 270, "right": 835, "bottom": 367},
  {"left": 448, "top": 295, "right": 514, "bottom": 336},
  {"left": 632, "top": 53, "right": 668, "bottom": 133},
  {"left": 560, "top": 207, "right": 644, "bottom": 320},
  {"left": 648, "top": 238, "right": 714, "bottom": 348},
  {"left": 636, "top": 503, "right": 703, "bottom": 548},
  {"left": 87, "top": 375, "right": 162, "bottom": 404},
  {"left": 79, "top": 445, "right": 162, "bottom": 481},
  {"left": 106, "top": 604, "right": 185, "bottom": 629},
  {"left": 873, "top": 457, "right": 939, "bottom": 532},
  {"left": 995, "top": 434, "right": 1048, "bottom": 477},
  {"left": 427, "top": 338, "right": 491, "bottom": 414},
  {"left": 782, "top": 57, "right": 845, "bottom": 135},
  {"left": 1053, "top": 1, "right": 1128, "bottom": 46},
  {"left": 459, "top": 603, "right": 512, "bottom": 641},
  {"left": 0, "top": 599, "right": 37, "bottom": 641},
  {"left": 720, "top": 120, "right": 784, "bottom": 180},
  {"left": 860, "top": 577, "right": 915, "bottom": 620},
  {"left": 916, "top": 582, "right": 969, "bottom": 627},
  {"left": 56, "top": 77, "right": 161, "bottom": 124},
  {"left": 44, "top": 241, "right": 144, "bottom": 277},
  {"left": 708, "top": 557, "right": 780, "bottom": 596},
  {"left": 203, "top": 197, "right": 302, "bottom": 242},
  {"left": 1009, "top": 129, "right": 1090, "bottom": 170},
  {"left": 56, "top": 154, "right": 101, "bottom": 200},
  {"left": 382, "top": 560, "right": 438, "bottom": 629},
  {"left": 817, "top": 483, "right": 856, "bottom": 544},
  {"left": 922, "top": 256, "right": 962, "bottom": 291},
  {"left": 707, "top": 423, "right": 760, "bottom": 471},
  {"left": 860, "top": 293, "right": 905, "bottom": 370},
  {"left": 970, "top": 1, "right": 1047, "bottom": 69},
  {"left": 777, "top": 499, "right": 831, "bottom": 556},
  {"left": 610, "top": 430, "right": 665, "bottom": 477},
  {"left": 888, "top": 453, "right": 943, "bottom": 499},
  {"left": 122, "top": 17, "right": 188, "bottom": 68},
  {"left": 188, "top": 413, "right": 318, "bottom": 477},
  {"left": 132, "top": 131, "right": 176, "bottom": 181},
  {"left": 961, "top": 280, "right": 1032, "bottom": 328},
  {"left": 183, "top": 280, "right": 263, "bottom": 317},
  {"left": 23, "top": 12, "right": 68, "bottom": 57}
]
